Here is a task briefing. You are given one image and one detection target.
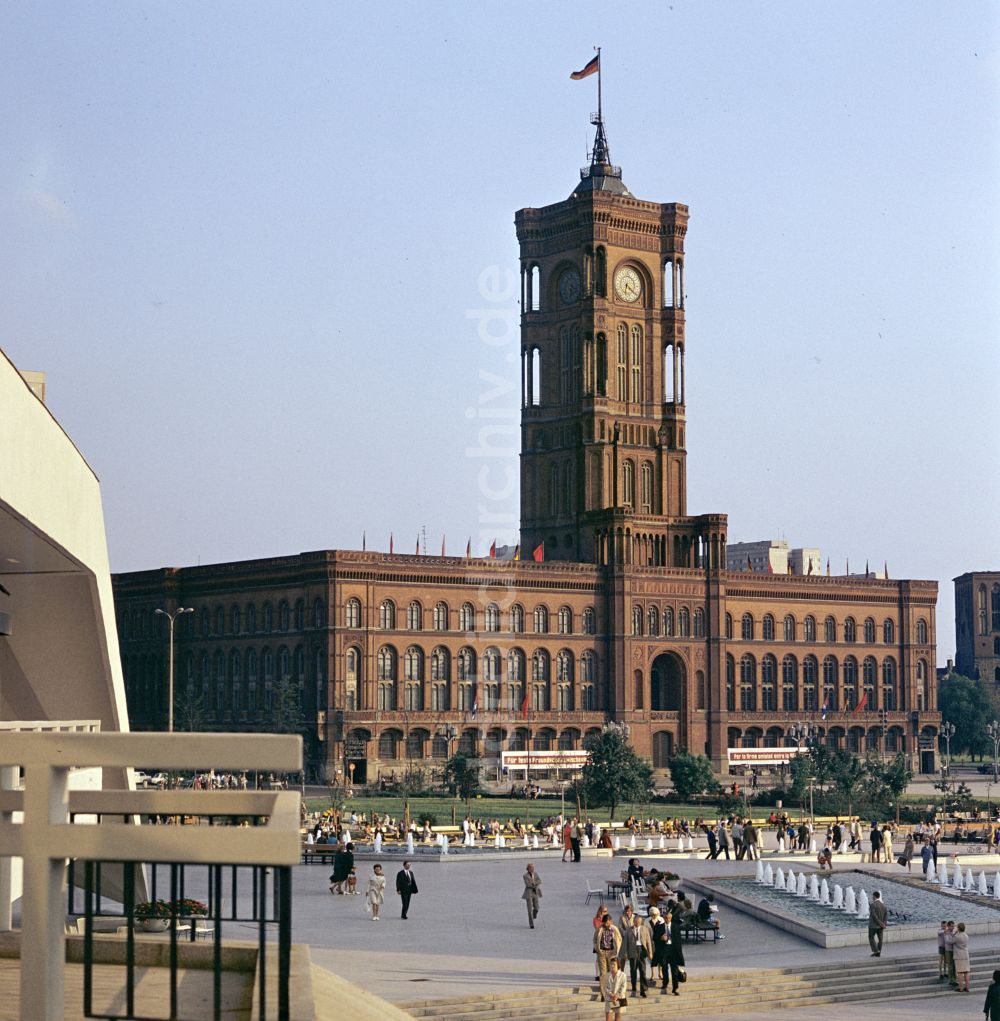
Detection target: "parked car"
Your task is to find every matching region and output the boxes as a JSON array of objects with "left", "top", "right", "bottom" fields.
[
  {"left": 132, "top": 770, "right": 151, "bottom": 788},
  {"left": 147, "top": 772, "right": 168, "bottom": 789}
]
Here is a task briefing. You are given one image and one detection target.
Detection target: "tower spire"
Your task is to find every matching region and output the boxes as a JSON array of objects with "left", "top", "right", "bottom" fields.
[
  {"left": 570, "top": 49, "right": 628, "bottom": 195},
  {"left": 590, "top": 47, "right": 611, "bottom": 167}
]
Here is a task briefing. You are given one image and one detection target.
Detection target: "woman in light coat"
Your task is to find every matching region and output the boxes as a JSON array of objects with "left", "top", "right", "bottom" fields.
[
  {"left": 952, "top": 921, "right": 971, "bottom": 992},
  {"left": 364, "top": 863, "right": 386, "bottom": 920},
  {"left": 602, "top": 957, "right": 628, "bottom": 1019}
]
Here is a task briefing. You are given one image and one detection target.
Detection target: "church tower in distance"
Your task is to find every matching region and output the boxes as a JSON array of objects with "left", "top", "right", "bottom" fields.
[{"left": 516, "top": 112, "right": 727, "bottom": 569}]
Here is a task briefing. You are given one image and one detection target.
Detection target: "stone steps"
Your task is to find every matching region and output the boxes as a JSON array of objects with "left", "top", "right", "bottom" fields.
[{"left": 400, "top": 948, "right": 999, "bottom": 1020}]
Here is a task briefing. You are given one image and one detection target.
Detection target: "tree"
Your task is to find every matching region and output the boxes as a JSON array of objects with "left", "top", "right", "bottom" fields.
[
  {"left": 938, "top": 673, "right": 1000, "bottom": 759},
  {"left": 174, "top": 688, "right": 210, "bottom": 733},
  {"left": 267, "top": 676, "right": 306, "bottom": 735},
  {"left": 443, "top": 754, "right": 481, "bottom": 806},
  {"left": 863, "top": 753, "right": 912, "bottom": 818},
  {"left": 829, "top": 749, "right": 866, "bottom": 817},
  {"left": 667, "top": 750, "right": 720, "bottom": 802},
  {"left": 581, "top": 725, "right": 654, "bottom": 820}
]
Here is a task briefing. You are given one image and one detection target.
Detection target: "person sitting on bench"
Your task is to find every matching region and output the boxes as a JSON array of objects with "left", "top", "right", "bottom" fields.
[{"left": 696, "top": 894, "right": 724, "bottom": 938}]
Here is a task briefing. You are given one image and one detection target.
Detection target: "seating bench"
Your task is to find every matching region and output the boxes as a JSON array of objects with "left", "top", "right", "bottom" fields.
[
  {"left": 680, "top": 921, "right": 721, "bottom": 943},
  {"left": 301, "top": 843, "right": 339, "bottom": 863}
]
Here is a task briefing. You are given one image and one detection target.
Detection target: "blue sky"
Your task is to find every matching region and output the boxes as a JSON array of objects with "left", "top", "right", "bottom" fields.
[{"left": 1, "top": 2, "right": 997, "bottom": 663}]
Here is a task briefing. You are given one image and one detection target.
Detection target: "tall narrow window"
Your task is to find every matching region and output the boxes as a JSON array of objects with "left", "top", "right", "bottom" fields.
[
  {"left": 559, "top": 326, "right": 571, "bottom": 404},
  {"left": 762, "top": 615, "right": 775, "bottom": 641},
  {"left": 630, "top": 324, "right": 643, "bottom": 403},
  {"left": 616, "top": 323, "right": 628, "bottom": 400},
  {"left": 623, "top": 460, "right": 635, "bottom": 506},
  {"left": 740, "top": 655, "right": 756, "bottom": 710},
  {"left": 641, "top": 462, "right": 653, "bottom": 512},
  {"left": 596, "top": 333, "right": 607, "bottom": 396}
]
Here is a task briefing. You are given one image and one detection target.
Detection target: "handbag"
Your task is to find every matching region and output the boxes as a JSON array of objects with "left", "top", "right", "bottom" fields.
[
  {"left": 616, "top": 998, "right": 628, "bottom": 1007},
  {"left": 896, "top": 854, "right": 907, "bottom": 866},
  {"left": 678, "top": 967, "right": 687, "bottom": 983}
]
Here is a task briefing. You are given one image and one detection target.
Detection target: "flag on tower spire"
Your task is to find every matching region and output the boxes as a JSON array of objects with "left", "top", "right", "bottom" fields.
[{"left": 570, "top": 54, "right": 600, "bottom": 80}]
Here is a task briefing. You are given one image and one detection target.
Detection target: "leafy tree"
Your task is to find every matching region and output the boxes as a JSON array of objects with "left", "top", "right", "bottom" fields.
[
  {"left": 443, "top": 754, "right": 481, "bottom": 805},
  {"left": 828, "top": 749, "right": 866, "bottom": 816},
  {"left": 582, "top": 725, "right": 654, "bottom": 820},
  {"left": 174, "top": 688, "right": 209, "bottom": 733},
  {"left": 667, "top": 750, "right": 720, "bottom": 802},
  {"left": 938, "top": 673, "right": 1000, "bottom": 759},
  {"left": 863, "top": 753, "right": 912, "bottom": 818},
  {"left": 266, "top": 677, "right": 306, "bottom": 735}
]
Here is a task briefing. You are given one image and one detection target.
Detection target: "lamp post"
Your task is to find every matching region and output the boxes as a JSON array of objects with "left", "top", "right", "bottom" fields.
[
  {"left": 987, "top": 720, "right": 1000, "bottom": 784},
  {"left": 941, "top": 721, "right": 956, "bottom": 775},
  {"left": 155, "top": 606, "right": 194, "bottom": 733}
]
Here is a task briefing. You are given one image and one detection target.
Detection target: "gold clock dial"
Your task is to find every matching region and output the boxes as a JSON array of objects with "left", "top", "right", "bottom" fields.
[{"left": 614, "top": 266, "right": 641, "bottom": 303}]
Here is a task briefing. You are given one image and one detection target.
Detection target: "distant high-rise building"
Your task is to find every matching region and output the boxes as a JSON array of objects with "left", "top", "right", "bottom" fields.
[{"left": 954, "top": 571, "right": 1000, "bottom": 682}]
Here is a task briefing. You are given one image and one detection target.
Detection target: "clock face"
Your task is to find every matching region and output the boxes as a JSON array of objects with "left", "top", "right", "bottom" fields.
[
  {"left": 559, "top": 268, "right": 581, "bottom": 305},
  {"left": 614, "top": 266, "right": 642, "bottom": 303}
]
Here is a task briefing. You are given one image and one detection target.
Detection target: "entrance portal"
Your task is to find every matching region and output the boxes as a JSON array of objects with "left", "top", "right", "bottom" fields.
[{"left": 651, "top": 653, "right": 685, "bottom": 712}]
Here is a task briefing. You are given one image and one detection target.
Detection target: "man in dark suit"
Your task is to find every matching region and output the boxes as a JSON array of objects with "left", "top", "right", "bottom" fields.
[{"left": 395, "top": 860, "right": 418, "bottom": 919}]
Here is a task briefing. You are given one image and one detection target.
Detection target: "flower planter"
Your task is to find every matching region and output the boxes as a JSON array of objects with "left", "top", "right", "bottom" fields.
[{"left": 139, "top": 919, "right": 169, "bottom": 932}]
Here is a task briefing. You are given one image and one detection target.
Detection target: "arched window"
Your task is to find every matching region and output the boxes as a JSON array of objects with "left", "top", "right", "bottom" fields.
[
  {"left": 278, "top": 601, "right": 290, "bottom": 632},
  {"left": 581, "top": 651, "right": 596, "bottom": 709},
  {"left": 679, "top": 607, "right": 690, "bottom": 637},
  {"left": 483, "top": 647, "right": 501, "bottom": 684},
  {"left": 457, "top": 648, "right": 477, "bottom": 682},
  {"left": 215, "top": 606, "right": 225, "bottom": 636},
  {"left": 404, "top": 673, "right": 423, "bottom": 711},
  {"left": 262, "top": 648, "right": 274, "bottom": 682},
  {"left": 640, "top": 462, "right": 653, "bottom": 512},
  {"left": 632, "top": 606, "right": 644, "bottom": 636},
  {"left": 558, "top": 606, "right": 573, "bottom": 635},
  {"left": 407, "top": 601, "right": 422, "bottom": 630},
  {"left": 583, "top": 607, "right": 596, "bottom": 635},
  {"left": 864, "top": 617, "right": 876, "bottom": 644},
  {"left": 882, "top": 657, "right": 897, "bottom": 711},
  {"left": 378, "top": 731, "right": 400, "bottom": 759},
  {"left": 345, "top": 598, "right": 361, "bottom": 629},
  {"left": 230, "top": 650, "right": 241, "bottom": 712},
  {"left": 294, "top": 599, "right": 305, "bottom": 631},
  {"left": 783, "top": 615, "right": 796, "bottom": 642},
  {"left": 782, "top": 655, "right": 799, "bottom": 711},
  {"left": 616, "top": 323, "right": 628, "bottom": 400},
  {"left": 726, "top": 654, "right": 736, "bottom": 711},
  {"left": 377, "top": 646, "right": 397, "bottom": 681},
  {"left": 883, "top": 618, "right": 895, "bottom": 644},
  {"left": 431, "top": 678, "right": 449, "bottom": 711},
  {"left": 844, "top": 617, "right": 857, "bottom": 643},
  {"left": 511, "top": 604, "right": 525, "bottom": 633},
  {"left": 725, "top": 613, "right": 733, "bottom": 640},
  {"left": 485, "top": 603, "right": 500, "bottom": 632},
  {"left": 277, "top": 646, "right": 291, "bottom": 681},
  {"left": 863, "top": 656, "right": 877, "bottom": 709},
  {"left": 460, "top": 603, "right": 475, "bottom": 632},
  {"left": 804, "top": 616, "right": 816, "bottom": 642},
  {"left": 917, "top": 659, "right": 929, "bottom": 711},
  {"left": 696, "top": 670, "right": 706, "bottom": 710},
  {"left": 916, "top": 618, "right": 928, "bottom": 644},
  {"left": 740, "top": 655, "right": 756, "bottom": 710},
  {"left": 431, "top": 646, "right": 450, "bottom": 683},
  {"left": 246, "top": 604, "right": 257, "bottom": 634},
  {"left": 824, "top": 616, "right": 836, "bottom": 643},
  {"left": 433, "top": 602, "right": 449, "bottom": 631},
  {"left": 557, "top": 649, "right": 574, "bottom": 683},
  {"left": 822, "top": 656, "right": 837, "bottom": 710},
  {"left": 803, "top": 655, "right": 818, "bottom": 711},
  {"left": 230, "top": 605, "right": 241, "bottom": 635},
  {"left": 762, "top": 614, "right": 775, "bottom": 641},
  {"left": 843, "top": 656, "right": 858, "bottom": 710},
  {"left": 531, "top": 650, "right": 550, "bottom": 710},
  {"left": 379, "top": 600, "right": 395, "bottom": 630},
  {"left": 507, "top": 648, "right": 525, "bottom": 682},
  {"left": 694, "top": 608, "right": 705, "bottom": 638},
  {"left": 622, "top": 460, "right": 635, "bottom": 506},
  {"left": 741, "top": 613, "right": 754, "bottom": 641},
  {"left": 994, "top": 583, "right": 1000, "bottom": 631},
  {"left": 761, "top": 654, "right": 777, "bottom": 711},
  {"left": 403, "top": 646, "right": 423, "bottom": 682},
  {"left": 663, "top": 608, "right": 674, "bottom": 637},
  {"left": 533, "top": 605, "right": 549, "bottom": 634},
  {"left": 345, "top": 648, "right": 359, "bottom": 710},
  {"left": 648, "top": 606, "right": 659, "bottom": 637}
]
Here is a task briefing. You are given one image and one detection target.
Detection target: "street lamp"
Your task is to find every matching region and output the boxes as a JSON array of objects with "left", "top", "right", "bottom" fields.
[
  {"left": 155, "top": 606, "right": 194, "bottom": 733},
  {"left": 987, "top": 720, "right": 1000, "bottom": 784},
  {"left": 941, "top": 721, "right": 956, "bottom": 775}
]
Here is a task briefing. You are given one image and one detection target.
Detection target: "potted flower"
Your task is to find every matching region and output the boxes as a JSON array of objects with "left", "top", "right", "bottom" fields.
[
  {"left": 172, "top": 898, "right": 208, "bottom": 920},
  {"left": 134, "top": 899, "right": 171, "bottom": 932}
]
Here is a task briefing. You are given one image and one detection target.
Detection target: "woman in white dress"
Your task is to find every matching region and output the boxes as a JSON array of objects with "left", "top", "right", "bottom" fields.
[
  {"left": 602, "top": 957, "right": 628, "bottom": 1019},
  {"left": 365, "top": 864, "right": 386, "bottom": 921}
]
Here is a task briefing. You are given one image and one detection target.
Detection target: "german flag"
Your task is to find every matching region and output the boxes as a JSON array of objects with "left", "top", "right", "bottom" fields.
[{"left": 570, "top": 55, "right": 600, "bottom": 80}]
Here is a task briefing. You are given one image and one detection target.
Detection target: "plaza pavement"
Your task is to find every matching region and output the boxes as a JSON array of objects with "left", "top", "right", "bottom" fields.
[{"left": 291, "top": 846, "right": 1000, "bottom": 1011}]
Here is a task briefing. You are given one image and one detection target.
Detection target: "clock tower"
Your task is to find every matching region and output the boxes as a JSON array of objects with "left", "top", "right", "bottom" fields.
[{"left": 516, "top": 113, "right": 727, "bottom": 569}]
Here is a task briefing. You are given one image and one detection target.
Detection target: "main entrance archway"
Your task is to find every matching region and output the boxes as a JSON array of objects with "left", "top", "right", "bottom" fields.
[{"left": 651, "top": 653, "right": 685, "bottom": 712}]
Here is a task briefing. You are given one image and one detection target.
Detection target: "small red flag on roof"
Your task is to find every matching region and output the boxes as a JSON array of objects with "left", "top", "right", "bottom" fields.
[{"left": 532, "top": 542, "right": 544, "bottom": 562}]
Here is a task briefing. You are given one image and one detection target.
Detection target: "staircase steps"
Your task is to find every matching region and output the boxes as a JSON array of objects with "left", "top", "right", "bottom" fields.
[{"left": 400, "top": 947, "right": 1000, "bottom": 1020}]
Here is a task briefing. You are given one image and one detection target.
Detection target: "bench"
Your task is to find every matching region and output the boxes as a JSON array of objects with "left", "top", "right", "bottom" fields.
[
  {"left": 680, "top": 922, "right": 722, "bottom": 943},
  {"left": 301, "top": 842, "right": 339, "bottom": 863}
]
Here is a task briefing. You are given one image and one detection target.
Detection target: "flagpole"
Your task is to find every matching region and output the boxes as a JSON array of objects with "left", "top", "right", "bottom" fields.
[{"left": 596, "top": 45, "right": 602, "bottom": 125}]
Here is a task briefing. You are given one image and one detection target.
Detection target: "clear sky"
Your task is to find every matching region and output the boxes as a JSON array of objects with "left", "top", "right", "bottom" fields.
[{"left": 2, "top": 2, "right": 997, "bottom": 665}]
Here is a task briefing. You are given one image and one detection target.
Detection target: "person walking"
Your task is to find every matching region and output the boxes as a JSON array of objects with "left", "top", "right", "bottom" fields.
[
  {"left": 593, "top": 912, "right": 623, "bottom": 998},
  {"left": 743, "top": 818, "right": 758, "bottom": 861},
  {"left": 395, "top": 860, "right": 418, "bottom": 920},
  {"left": 868, "top": 890, "right": 888, "bottom": 956},
  {"left": 953, "top": 921, "right": 971, "bottom": 992},
  {"left": 647, "top": 906, "right": 668, "bottom": 991},
  {"left": 365, "top": 863, "right": 386, "bottom": 921},
  {"left": 731, "top": 818, "right": 744, "bottom": 860},
  {"left": 663, "top": 906, "right": 685, "bottom": 995},
  {"left": 704, "top": 823, "right": 718, "bottom": 860},
  {"left": 623, "top": 911, "right": 652, "bottom": 998},
  {"left": 570, "top": 817, "right": 582, "bottom": 863},
  {"left": 561, "top": 820, "right": 572, "bottom": 862},
  {"left": 870, "top": 822, "right": 882, "bottom": 864},
  {"left": 937, "top": 920, "right": 948, "bottom": 980},
  {"left": 329, "top": 841, "right": 354, "bottom": 894},
  {"left": 602, "top": 957, "right": 628, "bottom": 1021},
  {"left": 922, "top": 841, "right": 935, "bottom": 879},
  {"left": 716, "top": 820, "right": 731, "bottom": 860},
  {"left": 983, "top": 968, "right": 1000, "bottom": 1020},
  {"left": 522, "top": 863, "right": 542, "bottom": 928},
  {"left": 901, "top": 832, "right": 915, "bottom": 872}
]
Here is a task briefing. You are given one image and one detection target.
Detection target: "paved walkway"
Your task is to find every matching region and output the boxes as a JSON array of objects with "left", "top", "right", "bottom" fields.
[{"left": 292, "top": 847, "right": 1000, "bottom": 1005}]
